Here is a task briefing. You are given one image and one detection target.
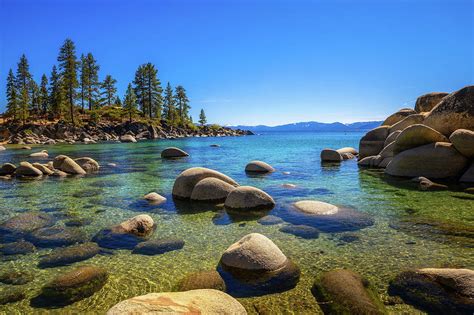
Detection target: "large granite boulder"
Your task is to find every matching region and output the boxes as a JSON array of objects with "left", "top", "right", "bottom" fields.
[
  {"left": 107, "top": 289, "right": 246, "bottom": 315},
  {"left": 143, "top": 192, "right": 166, "bottom": 204},
  {"left": 178, "top": 271, "right": 226, "bottom": 291},
  {"left": 311, "top": 269, "right": 385, "bottom": 314},
  {"left": 389, "top": 114, "right": 425, "bottom": 133},
  {"left": 53, "top": 155, "right": 86, "bottom": 175},
  {"left": 191, "top": 177, "right": 236, "bottom": 202},
  {"left": 382, "top": 108, "right": 417, "bottom": 126},
  {"left": 0, "top": 212, "right": 55, "bottom": 242},
  {"left": 161, "top": 147, "right": 189, "bottom": 158},
  {"left": 30, "top": 150, "right": 49, "bottom": 158},
  {"left": 385, "top": 142, "right": 469, "bottom": 179},
  {"left": 27, "top": 226, "right": 87, "bottom": 248},
  {"left": 415, "top": 92, "right": 449, "bottom": 112},
  {"left": 321, "top": 149, "right": 342, "bottom": 162},
  {"left": 38, "top": 265, "right": 108, "bottom": 306},
  {"left": 0, "top": 163, "right": 16, "bottom": 176},
  {"left": 388, "top": 268, "right": 474, "bottom": 314},
  {"left": 15, "top": 161, "right": 43, "bottom": 177},
  {"left": 224, "top": 186, "right": 275, "bottom": 211},
  {"left": 32, "top": 163, "right": 54, "bottom": 175},
  {"left": 393, "top": 124, "right": 448, "bottom": 154},
  {"left": 359, "top": 126, "right": 390, "bottom": 159},
  {"left": 74, "top": 157, "right": 100, "bottom": 173},
  {"left": 172, "top": 167, "right": 238, "bottom": 199},
  {"left": 120, "top": 134, "right": 137, "bottom": 143},
  {"left": 460, "top": 163, "right": 474, "bottom": 183},
  {"left": 384, "top": 130, "right": 401, "bottom": 147},
  {"left": 245, "top": 160, "right": 275, "bottom": 173},
  {"left": 424, "top": 85, "right": 474, "bottom": 136},
  {"left": 450, "top": 129, "right": 474, "bottom": 158}
]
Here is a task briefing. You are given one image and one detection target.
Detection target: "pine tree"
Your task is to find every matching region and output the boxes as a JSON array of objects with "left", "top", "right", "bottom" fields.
[
  {"left": 163, "top": 82, "right": 177, "bottom": 125},
  {"left": 29, "top": 79, "right": 40, "bottom": 116},
  {"left": 123, "top": 83, "right": 137, "bottom": 123},
  {"left": 174, "top": 85, "right": 190, "bottom": 125},
  {"left": 6, "top": 69, "right": 18, "bottom": 120},
  {"left": 39, "top": 74, "right": 49, "bottom": 114},
  {"left": 16, "top": 54, "right": 32, "bottom": 124},
  {"left": 57, "top": 39, "right": 79, "bottom": 125},
  {"left": 49, "top": 65, "right": 63, "bottom": 118},
  {"left": 133, "top": 63, "right": 163, "bottom": 119},
  {"left": 114, "top": 95, "right": 122, "bottom": 106},
  {"left": 199, "top": 109, "right": 207, "bottom": 126},
  {"left": 100, "top": 74, "right": 117, "bottom": 107},
  {"left": 81, "top": 52, "right": 100, "bottom": 110}
]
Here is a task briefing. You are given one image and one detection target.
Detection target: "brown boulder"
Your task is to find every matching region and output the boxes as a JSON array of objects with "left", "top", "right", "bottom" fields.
[
  {"left": 449, "top": 129, "right": 474, "bottom": 158},
  {"left": 389, "top": 114, "right": 425, "bottom": 133},
  {"left": 191, "top": 177, "right": 236, "bottom": 202},
  {"left": 53, "top": 155, "right": 86, "bottom": 175},
  {"left": 382, "top": 108, "right": 417, "bottom": 126},
  {"left": 460, "top": 163, "right": 474, "bottom": 183},
  {"left": 15, "top": 162, "right": 43, "bottom": 177},
  {"left": 161, "top": 147, "right": 189, "bottom": 158},
  {"left": 393, "top": 124, "right": 448, "bottom": 154},
  {"left": 359, "top": 126, "right": 390, "bottom": 159},
  {"left": 415, "top": 92, "right": 449, "bottom": 112}
]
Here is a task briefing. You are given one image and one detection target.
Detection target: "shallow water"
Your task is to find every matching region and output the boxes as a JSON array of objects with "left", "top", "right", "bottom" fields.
[{"left": 0, "top": 131, "right": 472, "bottom": 314}]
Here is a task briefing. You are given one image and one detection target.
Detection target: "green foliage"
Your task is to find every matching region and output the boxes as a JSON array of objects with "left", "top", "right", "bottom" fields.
[
  {"left": 80, "top": 52, "right": 100, "bottom": 110},
  {"left": 49, "top": 65, "right": 64, "bottom": 119},
  {"left": 123, "top": 83, "right": 138, "bottom": 122},
  {"left": 39, "top": 74, "right": 49, "bottom": 114},
  {"left": 163, "top": 82, "right": 177, "bottom": 125},
  {"left": 208, "top": 124, "right": 221, "bottom": 131},
  {"left": 133, "top": 63, "right": 163, "bottom": 120},
  {"left": 174, "top": 85, "right": 190, "bottom": 126},
  {"left": 6, "top": 69, "right": 18, "bottom": 120},
  {"left": 16, "top": 54, "right": 32, "bottom": 124},
  {"left": 199, "top": 108, "right": 207, "bottom": 126},
  {"left": 57, "top": 38, "right": 79, "bottom": 125}
]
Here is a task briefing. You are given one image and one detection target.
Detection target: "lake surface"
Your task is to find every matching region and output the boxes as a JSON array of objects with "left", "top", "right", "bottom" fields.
[{"left": 0, "top": 131, "right": 472, "bottom": 314}]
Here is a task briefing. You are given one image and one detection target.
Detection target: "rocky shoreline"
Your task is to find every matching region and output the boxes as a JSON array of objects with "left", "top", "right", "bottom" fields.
[{"left": 0, "top": 121, "right": 253, "bottom": 146}]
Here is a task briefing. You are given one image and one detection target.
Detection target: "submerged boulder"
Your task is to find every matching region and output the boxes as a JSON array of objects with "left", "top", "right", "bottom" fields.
[
  {"left": 172, "top": 167, "right": 238, "bottom": 199},
  {"left": 320, "top": 149, "right": 342, "bottom": 162},
  {"left": 450, "top": 129, "right": 474, "bottom": 158},
  {"left": 0, "top": 271, "right": 33, "bottom": 285},
  {"left": 359, "top": 126, "right": 390, "bottom": 159},
  {"left": 38, "top": 243, "right": 101, "bottom": 268},
  {"left": 0, "top": 212, "right": 55, "bottom": 241},
  {"left": 0, "top": 163, "right": 16, "bottom": 176},
  {"left": 415, "top": 92, "right": 449, "bottom": 113},
  {"left": 424, "top": 85, "right": 474, "bottom": 136},
  {"left": 28, "top": 226, "right": 87, "bottom": 248},
  {"left": 393, "top": 124, "right": 448, "bottom": 154},
  {"left": 15, "top": 161, "right": 43, "bottom": 177},
  {"left": 143, "top": 192, "right": 166, "bottom": 204},
  {"left": 191, "top": 177, "right": 236, "bottom": 202},
  {"left": 30, "top": 150, "right": 49, "bottom": 158},
  {"left": 382, "top": 108, "right": 417, "bottom": 126},
  {"left": 38, "top": 265, "right": 108, "bottom": 306},
  {"left": 279, "top": 224, "right": 320, "bottom": 239},
  {"left": 0, "top": 240, "right": 36, "bottom": 255},
  {"left": 0, "top": 288, "right": 26, "bottom": 305},
  {"left": 132, "top": 238, "right": 184, "bottom": 255},
  {"left": 161, "top": 147, "right": 189, "bottom": 158},
  {"left": 74, "top": 157, "right": 100, "bottom": 173},
  {"left": 120, "top": 134, "right": 137, "bottom": 143},
  {"left": 245, "top": 160, "right": 275, "bottom": 173},
  {"left": 178, "top": 270, "right": 226, "bottom": 291},
  {"left": 224, "top": 186, "right": 275, "bottom": 211},
  {"left": 416, "top": 177, "right": 448, "bottom": 191},
  {"left": 311, "top": 269, "right": 385, "bottom": 314},
  {"left": 385, "top": 142, "right": 469, "bottom": 179},
  {"left": 53, "top": 155, "right": 86, "bottom": 175},
  {"left": 107, "top": 289, "right": 246, "bottom": 315},
  {"left": 388, "top": 268, "right": 474, "bottom": 314}
]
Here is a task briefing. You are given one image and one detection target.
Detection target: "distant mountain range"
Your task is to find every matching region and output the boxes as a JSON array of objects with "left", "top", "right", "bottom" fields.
[{"left": 229, "top": 121, "right": 383, "bottom": 132}]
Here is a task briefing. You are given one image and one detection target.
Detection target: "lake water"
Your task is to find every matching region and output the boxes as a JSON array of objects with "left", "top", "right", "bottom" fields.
[{"left": 0, "top": 131, "right": 472, "bottom": 314}]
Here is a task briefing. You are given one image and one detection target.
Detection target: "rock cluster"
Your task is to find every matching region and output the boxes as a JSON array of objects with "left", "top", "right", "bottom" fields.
[
  {"left": 358, "top": 85, "right": 474, "bottom": 185},
  {"left": 321, "top": 147, "right": 358, "bottom": 162},
  {"left": 0, "top": 121, "right": 252, "bottom": 145}
]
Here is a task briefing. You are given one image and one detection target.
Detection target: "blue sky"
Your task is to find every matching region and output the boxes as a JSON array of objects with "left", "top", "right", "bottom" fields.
[{"left": 0, "top": 0, "right": 472, "bottom": 125}]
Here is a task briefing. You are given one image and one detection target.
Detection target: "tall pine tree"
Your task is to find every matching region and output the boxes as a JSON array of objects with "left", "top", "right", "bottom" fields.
[
  {"left": 199, "top": 109, "right": 207, "bottom": 126},
  {"left": 39, "top": 74, "right": 49, "bottom": 114},
  {"left": 16, "top": 54, "right": 32, "bottom": 124},
  {"left": 80, "top": 52, "right": 100, "bottom": 110},
  {"left": 6, "top": 69, "right": 18, "bottom": 120},
  {"left": 49, "top": 65, "right": 63, "bottom": 118},
  {"left": 123, "top": 83, "right": 137, "bottom": 123},
  {"left": 133, "top": 63, "right": 163, "bottom": 119},
  {"left": 163, "top": 82, "right": 176, "bottom": 125},
  {"left": 174, "top": 85, "right": 190, "bottom": 126},
  {"left": 57, "top": 39, "right": 78, "bottom": 125},
  {"left": 29, "top": 79, "right": 40, "bottom": 116},
  {"left": 100, "top": 75, "right": 117, "bottom": 107}
]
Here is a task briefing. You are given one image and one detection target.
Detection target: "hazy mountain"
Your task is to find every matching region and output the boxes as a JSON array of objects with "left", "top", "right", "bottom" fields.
[{"left": 230, "top": 121, "right": 382, "bottom": 132}]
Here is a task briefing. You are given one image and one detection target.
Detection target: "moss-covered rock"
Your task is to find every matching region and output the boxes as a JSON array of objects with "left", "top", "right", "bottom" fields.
[
  {"left": 28, "top": 226, "right": 87, "bottom": 248},
  {"left": 0, "top": 240, "right": 36, "bottom": 255},
  {"left": 0, "top": 212, "right": 55, "bottom": 242},
  {"left": 0, "top": 271, "right": 33, "bottom": 285},
  {"left": 0, "top": 288, "right": 26, "bottom": 305},
  {"left": 311, "top": 269, "right": 385, "bottom": 314},
  {"left": 132, "top": 238, "right": 184, "bottom": 255},
  {"left": 38, "top": 265, "right": 108, "bottom": 306},
  {"left": 279, "top": 224, "right": 320, "bottom": 239},
  {"left": 178, "top": 270, "right": 226, "bottom": 291},
  {"left": 39, "top": 242, "right": 100, "bottom": 268}
]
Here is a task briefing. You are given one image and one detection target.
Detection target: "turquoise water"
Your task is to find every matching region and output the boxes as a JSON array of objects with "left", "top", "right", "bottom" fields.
[{"left": 0, "top": 131, "right": 472, "bottom": 313}]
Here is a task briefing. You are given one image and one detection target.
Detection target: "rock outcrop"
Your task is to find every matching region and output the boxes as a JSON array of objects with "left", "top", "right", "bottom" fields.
[{"left": 415, "top": 92, "right": 448, "bottom": 113}]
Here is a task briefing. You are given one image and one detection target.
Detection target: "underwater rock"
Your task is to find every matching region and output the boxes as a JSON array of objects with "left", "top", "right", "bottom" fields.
[
  {"left": 0, "top": 212, "right": 55, "bottom": 242},
  {"left": 132, "top": 238, "right": 184, "bottom": 255},
  {"left": 415, "top": 92, "right": 448, "bottom": 113},
  {"left": 0, "top": 288, "right": 26, "bottom": 305},
  {"left": 143, "top": 192, "right": 166, "bottom": 204},
  {"left": 107, "top": 289, "right": 246, "bottom": 315},
  {"left": 0, "top": 240, "right": 36, "bottom": 255},
  {"left": 279, "top": 224, "right": 320, "bottom": 239},
  {"left": 65, "top": 217, "right": 93, "bottom": 227},
  {"left": 386, "top": 142, "right": 469, "bottom": 179},
  {"left": 178, "top": 270, "right": 226, "bottom": 291},
  {"left": 245, "top": 160, "right": 275, "bottom": 173},
  {"left": 74, "top": 157, "right": 100, "bottom": 173},
  {"left": 224, "top": 186, "right": 275, "bottom": 211},
  {"left": 161, "top": 147, "right": 189, "bottom": 158},
  {"left": 289, "top": 200, "right": 374, "bottom": 232},
  {"left": 190, "top": 177, "right": 236, "bottom": 203},
  {"left": 0, "top": 163, "right": 16, "bottom": 176},
  {"left": 257, "top": 215, "right": 284, "bottom": 225},
  {"left": 311, "top": 269, "right": 385, "bottom": 314},
  {"left": 415, "top": 177, "right": 448, "bottom": 191},
  {"left": 388, "top": 268, "right": 474, "bottom": 314},
  {"left": 0, "top": 271, "right": 33, "bottom": 285},
  {"left": 424, "top": 85, "right": 474, "bottom": 136},
  {"left": 72, "top": 189, "right": 103, "bottom": 198},
  {"left": 53, "top": 155, "right": 86, "bottom": 175},
  {"left": 172, "top": 167, "right": 238, "bottom": 199},
  {"left": 28, "top": 226, "right": 87, "bottom": 248},
  {"left": 450, "top": 129, "right": 474, "bottom": 159},
  {"left": 36, "top": 265, "right": 107, "bottom": 306},
  {"left": 38, "top": 242, "right": 100, "bottom": 268}
]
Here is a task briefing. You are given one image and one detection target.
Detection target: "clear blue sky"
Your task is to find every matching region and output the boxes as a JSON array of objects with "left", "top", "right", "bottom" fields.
[{"left": 0, "top": 0, "right": 472, "bottom": 125}]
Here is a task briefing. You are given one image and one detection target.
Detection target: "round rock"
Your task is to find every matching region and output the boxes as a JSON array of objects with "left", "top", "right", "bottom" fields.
[
  {"left": 0, "top": 163, "right": 16, "bottom": 175},
  {"left": 224, "top": 186, "right": 275, "bottom": 211},
  {"left": 321, "top": 149, "right": 342, "bottom": 162},
  {"left": 393, "top": 124, "right": 448, "bottom": 154},
  {"left": 38, "top": 242, "right": 101, "bottom": 268},
  {"left": 28, "top": 226, "right": 87, "bottom": 248},
  {"left": 294, "top": 200, "right": 339, "bottom": 215},
  {"left": 415, "top": 92, "right": 448, "bottom": 112},
  {"left": 53, "top": 155, "right": 86, "bottom": 175},
  {"left": 161, "top": 147, "right": 189, "bottom": 158},
  {"left": 74, "top": 157, "right": 100, "bottom": 173},
  {"left": 191, "top": 177, "right": 236, "bottom": 202},
  {"left": 143, "top": 192, "right": 166, "bottom": 204},
  {"left": 15, "top": 161, "right": 43, "bottom": 177},
  {"left": 132, "top": 238, "right": 184, "bottom": 255},
  {"left": 178, "top": 271, "right": 226, "bottom": 291},
  {"left": 245, "top": 161, "right": 275, "bottom": 173},
  {"left": 449, "top": 129, "right": 474, "bottom": 158}
]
